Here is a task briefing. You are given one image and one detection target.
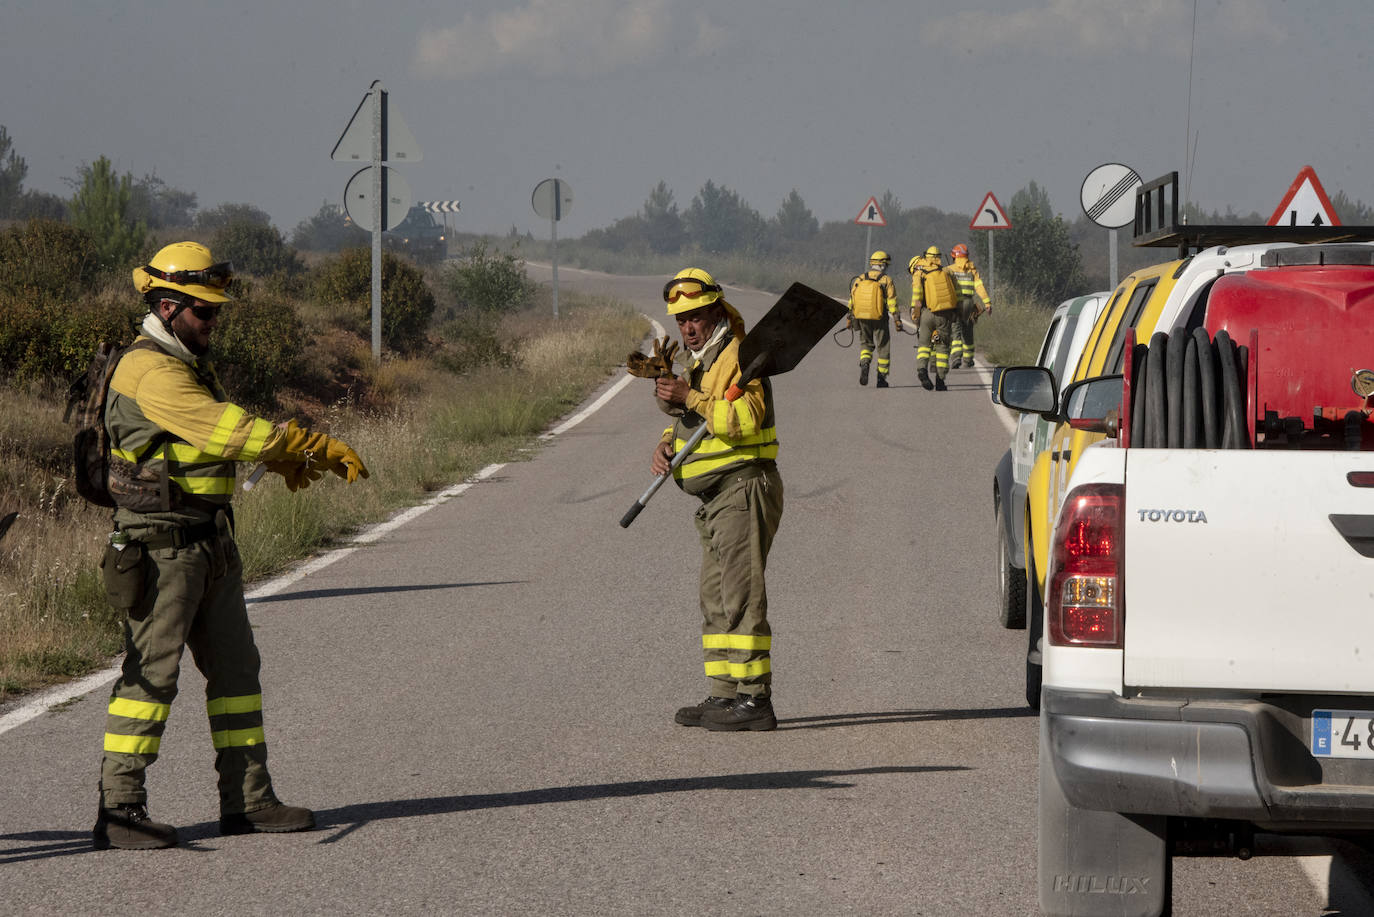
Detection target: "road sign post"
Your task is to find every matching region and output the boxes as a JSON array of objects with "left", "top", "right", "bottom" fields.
[
  {"left": 332, "top": 80, "right": 421, "bottom": 360},
  {"left": 1080, "top": 163, "right": 1141, "bottom": 291},
  {"left": 532, "top": 178, "right": 573, "bottom": 319},
  {"left": 969, "top": 192, "right": 1012, "bottom": 296}
]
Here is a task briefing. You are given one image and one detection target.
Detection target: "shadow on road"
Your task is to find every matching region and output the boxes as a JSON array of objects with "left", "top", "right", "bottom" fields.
[
  {"left": 248, "top": 581, "right": 526, "bottom": 604},
  {"left": 778, "top": 705, "right": 1036, "bottom": 731}
]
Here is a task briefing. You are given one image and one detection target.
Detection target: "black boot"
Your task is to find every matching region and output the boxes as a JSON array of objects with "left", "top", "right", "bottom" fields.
[
  {"left": 220, "top": 800, "right": 315, "bottom": 835},
  {"left": 675, "top": 695, "right": 736, "bottom": 727},
  {"left": 93, "top": 802, "right": 179, "bottom": 850},
  {"left": 702, "top": 695, "right": 776, "bottom": 732},
  {"left": 935, "top": 376, "right": 948, "bottom": 391},
  {"left": 859, "top": 364, "right": 870, "bottom": 386},
  {"left": 875, "top": 373, "right": 889, "bottom": 388},
  {"left": 917, "top": 369, "right": 934, "bottom": 391}
]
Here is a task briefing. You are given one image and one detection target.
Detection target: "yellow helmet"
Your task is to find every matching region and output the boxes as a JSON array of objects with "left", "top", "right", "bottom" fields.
[
  {"left": 925, "top": 245, "right": 942, "bottom": 259},
  {"left": 908, "top": 255, "right": 921, "bottom": 274},
  {"left": 132, "top": 241, "right": 234, "bottom": 303},
  {"left": 870, "top": 250, "right": 890, "bottom": 265},
  {"left": 663, "top": 267, "right": 723, "bottom": 315}
]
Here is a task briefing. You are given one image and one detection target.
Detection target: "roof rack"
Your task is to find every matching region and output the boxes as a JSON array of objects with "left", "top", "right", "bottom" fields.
[{"left": 1132, "top": 171, "right": 1374, "bottom": 257}]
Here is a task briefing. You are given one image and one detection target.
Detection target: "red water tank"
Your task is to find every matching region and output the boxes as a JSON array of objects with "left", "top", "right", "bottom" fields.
[{"left": 1204, "top": 244, "right": 1374, "bottom": 434}]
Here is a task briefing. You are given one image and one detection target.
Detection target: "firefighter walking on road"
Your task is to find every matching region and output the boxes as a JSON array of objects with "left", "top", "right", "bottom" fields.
[
  {"left": 947, "top": 243, "right": 993, "bottom": 369},
  {"left": 648, "top": 268, "right": 784, "bottom": 732},
  {"left": 93, "top": 242, "right": 370, "bottom": 850},
  {"left": 909, "top": 246, "right": 960, "bottom": 391},
  {"left": 847, "top": 251, "right": 902, "bottom": 387}
]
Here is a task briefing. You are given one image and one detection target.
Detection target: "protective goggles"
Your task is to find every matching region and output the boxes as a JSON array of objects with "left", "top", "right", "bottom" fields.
[
  {"left": 663, "top": 277, "right": 722, "bottom": 305},
  {"left": 142, "top": 260, "right": 235, "bottom": 290}
]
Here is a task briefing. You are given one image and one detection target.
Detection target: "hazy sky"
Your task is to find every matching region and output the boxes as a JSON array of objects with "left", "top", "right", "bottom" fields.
[{"left": 3, "top": 0, "right": 1371, "bottom": 238}]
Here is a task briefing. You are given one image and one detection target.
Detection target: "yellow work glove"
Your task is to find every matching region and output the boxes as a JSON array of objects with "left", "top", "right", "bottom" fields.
[
  {"left": 625, "top": 335, "right": 680, "bottom": 378},
  {"left": 845, "top": 314, "right": 853, "bottom": 330},
  {"left": 263, "top": 460, "right": 324, "bottom": 492},
  {"left": 893, "top": 315, "right": 903, "bottom": 333},
  {"left": 274, "top": 421, "right": 370, "bottom": 484}
]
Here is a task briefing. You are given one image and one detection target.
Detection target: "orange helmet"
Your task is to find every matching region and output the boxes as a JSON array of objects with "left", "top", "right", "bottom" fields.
[{"left": 951, "top": 243, "right": 968, "bottom": 259}]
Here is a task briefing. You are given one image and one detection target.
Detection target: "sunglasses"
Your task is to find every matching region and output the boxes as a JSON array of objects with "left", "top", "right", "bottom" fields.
[
  {"left": 663, "top": 278, "right": 722, "bottom": 305},
  {"left": 186, "top": 302, "right": 222, "bottom": 321},
  {"left": 142, "top": 260, "right": 235, "bottom": 290}
]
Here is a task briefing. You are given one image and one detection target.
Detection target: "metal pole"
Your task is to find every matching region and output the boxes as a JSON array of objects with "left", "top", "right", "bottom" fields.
[
  {"left": 1109, "top": 228, "right": 1119, "bottom": 291},
  {"left": 370, "top": 85, "right": 383, "bottom": 362},
  {"left": 987, "top": 230, "right": 995, "bottom": 299},
  {"left": 865, "top": 225, "right": 872, "bottom": 266},
  {"left": 551, "top": 179, "right": 561, "bottom": 319}
]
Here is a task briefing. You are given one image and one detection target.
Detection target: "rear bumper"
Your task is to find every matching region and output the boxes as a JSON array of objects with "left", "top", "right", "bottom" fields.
[{"left": 1043, "top": 687, "right": 1374, "bottom": 831}]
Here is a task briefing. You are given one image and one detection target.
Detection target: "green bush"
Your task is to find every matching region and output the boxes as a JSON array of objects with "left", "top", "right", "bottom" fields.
[
  {"left": 439, "top": 241, "right": 533, "bottom": 314},
  {"left": 309, "top": 248, "right": 436, "bottom": 353},
  {"left": 0, "top": 293, "right": 140, "bottom": 382},
  {"left": 434, "top": 312, "right": 519, "bottom": 375},
  {"left": 0, "top": 219, "right": 101, "bottom": 299},
  {"left": 211, "top": 220, "right": 304, "bottom": 278},
  {"left": 212, "top": 297, "right": 305, "bottom": 408}
]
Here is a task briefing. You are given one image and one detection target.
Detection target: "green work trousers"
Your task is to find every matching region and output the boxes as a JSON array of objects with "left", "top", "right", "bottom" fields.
[
  {"left": 693, "top": 463, "right": 784, "bottom": 700},
  {"left": 100, "top": 511, "right": 275, "bottom": 814},
  {"left": 952, "top": 299, "right": 979, "bottom": 363},
  {"left": 916, "top": 308, "right": 954, "bottom": 379},
  {"left": 856, "top": 317, "right": 892, "bottom": 377}
]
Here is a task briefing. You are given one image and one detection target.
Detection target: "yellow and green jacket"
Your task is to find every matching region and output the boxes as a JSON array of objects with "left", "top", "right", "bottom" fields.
[
  {"left": 848, "top": 269, "right": 898, "bottom": 320},
  {"left": 949, "top": 256, "right": 992, "bottom": 312},
  {"left": 658, "top": 333, "right": 778, "bottom": 498},
  {"left": 106, "top": 336, "right": 288, "bottom": 516}
]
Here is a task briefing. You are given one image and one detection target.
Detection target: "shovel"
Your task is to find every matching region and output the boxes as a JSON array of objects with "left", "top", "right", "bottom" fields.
[{"left": 619, "top": 282, "right": 846, "bottom": 528}]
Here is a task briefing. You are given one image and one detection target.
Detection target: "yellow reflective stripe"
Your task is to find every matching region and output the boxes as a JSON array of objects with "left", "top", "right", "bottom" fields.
[
  {"left": 674, "top": 445, "right": 779, "bottom": 480},
  {"left": 108, "top": 696, "right": 171, "bottom": 721},
  {"left": 702, "top": 634, "right": 771, "bottom": 651},
  {"left": 712, "top": 399, "right": 760, "bottom": 438},
  {"left": 105, "top": 732, "right": 161, "bottom": 755},
  {"left": 242, "top": 417, "right": 273, "bottom": 459},
  {"left": 206, "top": 694, "right": 263, "bottom": 717},
  {"left": 703, "top": 659, "right": 771, "bottom": 678},
  {"left": 171, "top": 475, "right": 235, "bottom": 495},
  {"left": 206, "top": 404, "right": 247, "bottom": 455},
  {"left": 111, "top": 446, "right": 140, "bottom": 462},
  {"left": 212, "top": 727, "right": 266, "bottom": 749}
]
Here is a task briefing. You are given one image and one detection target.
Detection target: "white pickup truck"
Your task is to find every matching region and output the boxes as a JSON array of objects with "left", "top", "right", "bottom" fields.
[{"left": 1001, "top": 241, "right": 1374, "bottom": 916}]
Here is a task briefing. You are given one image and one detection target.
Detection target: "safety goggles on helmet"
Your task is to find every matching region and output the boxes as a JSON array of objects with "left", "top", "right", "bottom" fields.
[
  {"left": 663, "top": 277, "right": 722, "bottom": 305},
  {"left": 140, "top": 260, "right": 235, "bottom": 291}
]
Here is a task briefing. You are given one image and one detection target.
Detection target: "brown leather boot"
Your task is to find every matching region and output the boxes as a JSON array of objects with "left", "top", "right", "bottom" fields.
[
  {"left": 93, "top": 802, "right": 179, "bottom": 850},
  {"left": 220, "top": 801, "right": 315, "bottom": 835}
]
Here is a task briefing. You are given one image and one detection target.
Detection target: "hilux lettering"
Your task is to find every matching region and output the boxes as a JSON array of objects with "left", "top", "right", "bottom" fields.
[
  {"left": 1136, "top": 509, "right": 1208, "bottom": 523},
  {"left": 1053, "top": 874, "right": 1153, "bottom": 895}
]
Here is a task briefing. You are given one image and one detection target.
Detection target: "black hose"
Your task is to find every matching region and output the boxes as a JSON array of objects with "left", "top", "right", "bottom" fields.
[
  {"left": 1182, "top": 333, "right": 1200, "bottom": 448},
  {"left": 1216, "top": 329, "right": 1247, "bottom": 448},
  {"left": 1165, "top": 327, "right": 1186, "bottom": 447},
  {"left": 1131, "top": 342, "right": 1150, "bottom": 448},
  {"left": 1145, "top": 332, "right": 1169, "bottom": 448},
  {"left": 1192, "top": 326, "right": 1220, "bottom": 448}
]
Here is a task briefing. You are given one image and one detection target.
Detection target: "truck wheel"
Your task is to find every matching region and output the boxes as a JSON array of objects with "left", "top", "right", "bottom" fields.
[
  {"left": 1038, "top": 718, "right": 1172, "bottom": 916},
  {"left": 1026, "top": 572, "right": 1044, "bottom": 711},
  {"left": 997, "top": 501, "right": 1027, "bottom": 629}
]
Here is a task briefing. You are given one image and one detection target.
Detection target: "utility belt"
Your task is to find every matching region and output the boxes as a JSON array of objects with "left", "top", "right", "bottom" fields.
[
  {"left": 697, "top": 461, "right": 774, "bottom": 504},
  {"left": 125, "top": 505, "right": 235, "bottom": 550}
]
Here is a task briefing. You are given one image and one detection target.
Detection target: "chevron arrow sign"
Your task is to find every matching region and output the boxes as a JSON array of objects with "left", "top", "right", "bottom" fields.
[{"left": 422, "top": 200, "right": 461, "bottom": 213}]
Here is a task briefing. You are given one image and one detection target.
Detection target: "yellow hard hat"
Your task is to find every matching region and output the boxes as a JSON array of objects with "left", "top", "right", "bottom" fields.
[
  {"left": 908, "top": 255, "right": 921, "bottom": 274},
  {"left": 132, "top": 241, "right": 234, "bottom": 303},
  {"left": 870, "top": 250, "right": 890, "bottom": 265},
  {"left": 663, "top": 267, "right": 723, "bottom": 315},
  {"left": 925, "top": 245, "right": 942, "bottom": 259}
]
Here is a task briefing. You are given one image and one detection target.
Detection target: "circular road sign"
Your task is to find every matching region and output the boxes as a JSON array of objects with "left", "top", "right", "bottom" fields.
[
  {"left": 532, "top": 178, "right": 573, "bottom": 221},
  {"left": 344, "top": 166, "right": 411, "bottom": 232},
  {"left": 1081, "top": 163, "right": 1142, "bottom": 229}
]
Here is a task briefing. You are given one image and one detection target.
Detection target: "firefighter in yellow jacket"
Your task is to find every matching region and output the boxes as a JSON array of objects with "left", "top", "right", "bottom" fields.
[
  {"left": 93, "top": 242, "right": 369, "bottom": 850},
  {"left": 650, "top": 268, "right": 784, "bottom": 732},
  {"left": 847, "top": 251, "right": 902, "bottom": 387},
  {"left": 908, "top": 246, "right": 959, "bottom": 391},
  {"left": 946, "top": 243, "right": 993, "bottom": 369}
]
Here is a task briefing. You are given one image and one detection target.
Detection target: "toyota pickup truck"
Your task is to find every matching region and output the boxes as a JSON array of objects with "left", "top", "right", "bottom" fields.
[{"left": 1001, "top": 238, "right": 1374, "bottom": 915}]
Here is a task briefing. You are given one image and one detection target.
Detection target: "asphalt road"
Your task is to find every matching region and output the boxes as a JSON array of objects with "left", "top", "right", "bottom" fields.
[{"left": 0, "top": 265, "right": 1368, "bottom": 915}]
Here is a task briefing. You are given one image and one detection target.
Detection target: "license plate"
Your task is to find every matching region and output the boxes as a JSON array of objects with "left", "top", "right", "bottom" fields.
[{"left": 1312, "top": 710, "right": 1374, "bottom": 758}]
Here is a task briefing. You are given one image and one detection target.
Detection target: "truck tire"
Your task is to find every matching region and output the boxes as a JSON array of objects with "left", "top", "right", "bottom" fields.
[
  {"left": 1026, "top": 572, "right": 1044, "bottom": 711},
  {"left": 997, "top": 500, "right": 1027, "bottom": 629},
  {"left": 1038, "top": 718, "right": 1172, "bottom": 916}
]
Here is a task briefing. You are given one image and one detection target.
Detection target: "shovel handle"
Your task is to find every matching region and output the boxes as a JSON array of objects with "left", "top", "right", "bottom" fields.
[{"left": 618, "top": 411, "right": 717, "bottom": 528}]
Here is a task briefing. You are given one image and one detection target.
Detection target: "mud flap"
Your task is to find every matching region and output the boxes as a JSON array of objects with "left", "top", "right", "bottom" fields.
[{"left": 1039, "top": 717, "right": 1170, "bottom": 916}]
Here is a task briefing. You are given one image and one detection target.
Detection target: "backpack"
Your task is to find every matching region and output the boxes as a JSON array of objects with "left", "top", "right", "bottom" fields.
[
  {"left": 850, "top": 272, "right": 886, "bottom": 320},
  {"left": 65, "top": 339, "right": 162, "bottom": 508},
  {"left": 918, "top": 265, "right": 958, "bottom": 312}
]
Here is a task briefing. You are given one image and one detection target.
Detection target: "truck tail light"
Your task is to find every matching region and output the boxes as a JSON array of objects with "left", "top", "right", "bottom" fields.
[{"left": 1048, "top": 483, "right": 1124, "bottom": 648}]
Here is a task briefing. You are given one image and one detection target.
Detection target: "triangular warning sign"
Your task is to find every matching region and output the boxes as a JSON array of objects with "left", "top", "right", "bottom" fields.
[
  {"left": 854, "top": 196, "right": 886, "bottom": 227},
  {"left": 970, "top": 192, "right": 1012, "bottom": 230},
  {"left": 1267, "top": 165, "right": 1339, "bottom": 227}
]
